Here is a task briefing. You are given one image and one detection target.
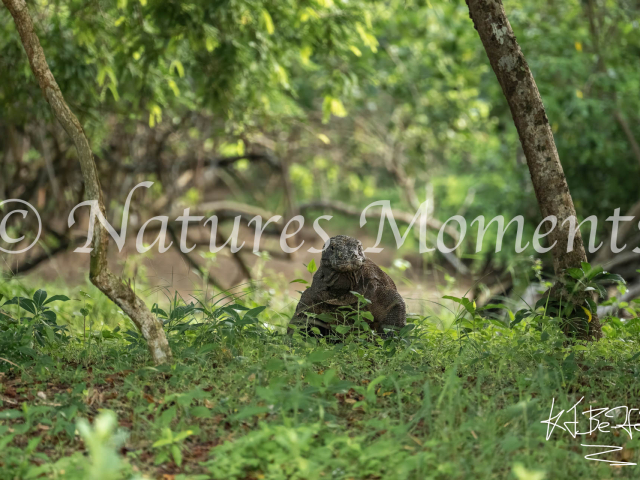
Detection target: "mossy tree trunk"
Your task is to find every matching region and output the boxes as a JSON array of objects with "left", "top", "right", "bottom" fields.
[{"left": 466, "top": 0, "right": 602, "bottom": 340}]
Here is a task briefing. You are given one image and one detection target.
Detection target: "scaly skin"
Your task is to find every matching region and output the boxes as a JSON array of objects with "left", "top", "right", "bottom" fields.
[{"left": 288, "top": 235, "right": 406, "bottom": 336}]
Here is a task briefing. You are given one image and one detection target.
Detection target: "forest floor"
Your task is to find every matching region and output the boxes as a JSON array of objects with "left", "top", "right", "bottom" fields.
[{"left": 1, "top": 282, "right": 639, "bottom": 479}]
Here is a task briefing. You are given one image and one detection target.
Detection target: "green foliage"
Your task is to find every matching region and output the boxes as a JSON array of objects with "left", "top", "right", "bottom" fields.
[
  {"left": 75, "top": 410, "right": 129, "bottom": 480},
  {"left": 0, "top": 279, "right": 639, "bottom": 478},
  {"left": 0, "top": 0, "right": 375, "bottom": 129},
  {"left": 2, "top": 0, "right": 640, "bottom": 475},
  {"left": 306, "top": 258, "right": 317, "bottom": 274},
  {"left": 151, "top": 426, "right": 193, "bottom": 467},
  {"left": 0, "top": 289, "right": 70, "bottom": 361},
  {"left": 206, "top": 420, "right": 435, "bottom": 480},
  {"left": 443, "top": 262, "right": 629, "bottom": 342},
  {"left": 564, "top": 262, "right": 627, "bottom": 300}
]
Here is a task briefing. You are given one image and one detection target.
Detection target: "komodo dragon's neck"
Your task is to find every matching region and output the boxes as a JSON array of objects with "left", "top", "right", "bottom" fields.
[
  {"left": 320, "top": 262, "right": 371, "bottom": 306},
  {"left": 323, "top": 266, "right": 364, "bottom": 289}
]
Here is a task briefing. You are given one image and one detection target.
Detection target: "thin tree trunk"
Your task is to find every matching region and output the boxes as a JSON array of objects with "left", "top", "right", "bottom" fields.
[
  {"left": 466, "top": 0, "right": 602, "bottom": 339},
  {"left": 3, "top": 0, "right": 173, "bottom": 363}
]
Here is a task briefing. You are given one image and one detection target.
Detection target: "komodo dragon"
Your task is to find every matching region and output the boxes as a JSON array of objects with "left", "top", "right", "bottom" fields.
[{"left": 288, "top": 235, "right": 406, "bottom": 336}]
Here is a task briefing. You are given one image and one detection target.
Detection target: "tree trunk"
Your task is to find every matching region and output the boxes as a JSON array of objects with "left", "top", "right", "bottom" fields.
[
  {"left": 466, "top": 0, "right": 602, "bottom": 339},
  {"left": 3, "top": 0, "right": 173, "bottom": 363}
]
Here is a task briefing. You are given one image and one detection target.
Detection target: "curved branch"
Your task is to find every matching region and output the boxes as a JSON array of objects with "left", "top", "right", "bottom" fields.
[
  {"left": 613, "top": 111, "right": 640, "bottom": 169},
  {"left": 3, "top": 0, "right": 172, "bottom": 364},
  {"left": 6, "top": 234, "right": 84, "bottom": 278},
  {"left": 299, "top": 200, "right": 469, "bottom": 274},
  {"left": 299, "top": 199, "right": 460, "bottom": 241},
  {"left": 166, "top": 226, "right": 227, "bottom": 292},
  {"left": 591, "top": 199, "right": 640, "bottom": 267},
  {"left": 100, "top": 151, "right": 278, "bottom": 174},
  {"left": 169, "top": 201, "right": 278, "bottom": 224}
]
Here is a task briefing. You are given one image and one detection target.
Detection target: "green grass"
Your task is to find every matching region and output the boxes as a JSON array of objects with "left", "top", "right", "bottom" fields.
[{"left": 1, "top": 281, "right": 639, "bottom": 479}]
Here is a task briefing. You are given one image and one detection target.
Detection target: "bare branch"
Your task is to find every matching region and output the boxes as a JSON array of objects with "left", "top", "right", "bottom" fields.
[
  {"left": 169, "top": 201, "right": 278, "bottom": 224},
  {"left": 613, "top": 111, "right": 640, "bottom": 169},
  {"left": 299, "top": 199, "right": 460, "bottom": 241},
  {"left": 166, "top": 226, "right": 227, "bottom": 293},
  {"left": 299, "top": 200, "right": 469, "bottom": 275}
]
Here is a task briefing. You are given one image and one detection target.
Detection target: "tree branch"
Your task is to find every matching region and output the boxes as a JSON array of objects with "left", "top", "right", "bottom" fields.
[
  {"left": 613, "top": 111, "right": 640, "bottom": 169},
  {"left": 299, "top": 199, "right": 460, "bottom": 241},
  {"left": 166, "top": 226, "right": 227, "bottom": 292},
  {"left": 299, "top": 200, "right": 469, "bottom": 275},
  {"left": 99, "top": 151, "right": 277, "bottom": 174}
]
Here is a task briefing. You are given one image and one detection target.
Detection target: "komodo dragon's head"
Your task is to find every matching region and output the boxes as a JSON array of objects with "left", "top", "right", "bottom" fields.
[{"left": 321, "top": 235, "right": 366, "bottom": 273}]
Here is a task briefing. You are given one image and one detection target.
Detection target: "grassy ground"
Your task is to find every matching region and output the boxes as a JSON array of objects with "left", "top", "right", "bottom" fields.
[{"left": 1, "top": 281, "right": 639, "bottom": 480}]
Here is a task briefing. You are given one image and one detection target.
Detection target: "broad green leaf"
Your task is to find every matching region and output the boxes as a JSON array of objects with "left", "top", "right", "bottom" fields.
[
  {"left": 330, "top": 98, "right": 347, "bottom": 117},
  {"left": 244, "top": 306, "right": 266, "bottom": 319},
  {"left": 44, "top": 325, "right": 57, "bottom": 343},
  {"left": 361, "top": 311, "right": 374, "bottom": 321},
  {"left": 585, "top": 265, "right": 603, "bottom": 280},
  {"left": 152, "top": 437, "right": 173, "bottom": 448},
  {"left": 170, "top": 59, "right": 185, "bottom": 78},
  {"left": 173, "top": 430, "right": 193, "bottom": 442},
  {"left": 41, "top": 310, "right": 57, "bottom": 324},
  {"left": 261, "top": 10, "right": 275, "bottom": 35},
  {"left": 33, "top": 290, "right": 47, "bottom": 308},
  {"left": 5, "top": 297, "right": 36, "bottom": 315},
  {"left": 0, "top": 410, "right": 22, "bottom": 419},
  {"left": 478, "top": 303, "right": 510, "bottom": 311},
  {"left": 159, "top": 406, "right": 177, "bottom": 426},
  {"left": 565, "top": 268, "right": 584, "bottom": 280},
  {"left": 172, "top": 445, "right": 182, "bottom": 466},
  {"left": 367, "top": 375, "right": 386, "bottom": 393},
  {"left": 443, "top": 295, "right": 475, "bottom": 315},
  {"left": 317, "top": 133, "right": 330, "bottom": 144},
  {"left": 307, "top": 258, "right": 318, "bottom": 274},
  {"left": 317, "top": 313, "right": 336, "bottom": 322},
  {"left": 190, "top": 407, "right": 211, "bottom": 419},
  {"left": 198, "top": 344, "right": 216, "bottom": 355},
  {"left": 265, "top": 358, "right": 284, "bottom": 371},
  {"left": 399, "top": 324, "right": 415, "bottom": 337},
  {"left": 43, "top": 295, "right": 70, "bottom": 305},
  {"left": 232, "top": 406, "right": 269, "bottom": 421},
  {"left": 594, "top": 272, "right": 626, "bottom": 284},
  {"left": 307, "top": 349, "right": 334, "bottom": 363}
]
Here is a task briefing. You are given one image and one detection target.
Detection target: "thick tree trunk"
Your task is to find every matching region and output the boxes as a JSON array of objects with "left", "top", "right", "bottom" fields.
[
  {"left": 3, "top": 0, "right": 173, "bottom": 363},
  {"left": 466, "top": 0, "right": 602, "bottom": 339}
]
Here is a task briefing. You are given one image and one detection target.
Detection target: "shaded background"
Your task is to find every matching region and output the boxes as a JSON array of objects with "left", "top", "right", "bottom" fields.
[{"left": 2, "top": 0, "right": 640, "bottom": 321}]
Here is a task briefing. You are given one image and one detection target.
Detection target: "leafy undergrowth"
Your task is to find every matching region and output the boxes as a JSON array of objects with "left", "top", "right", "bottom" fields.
[{"left": 1, "top": 286, "right": 640, "bottom": 479}]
